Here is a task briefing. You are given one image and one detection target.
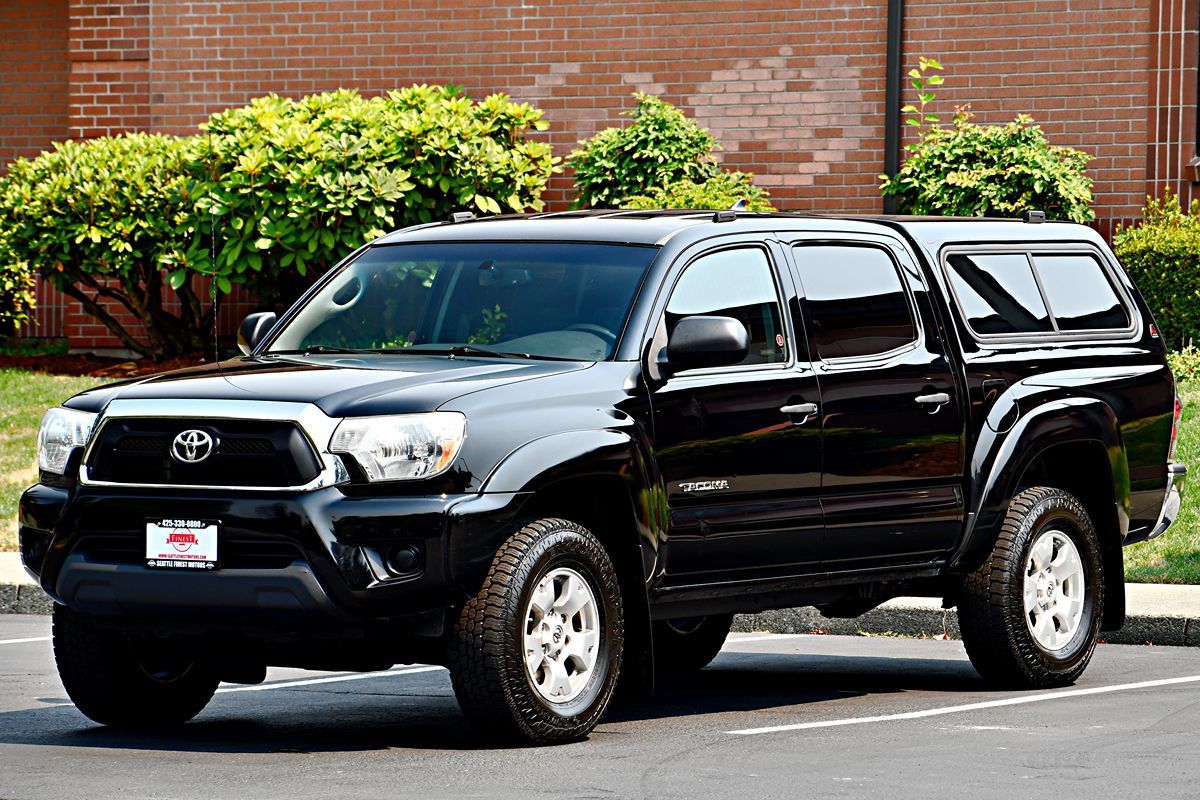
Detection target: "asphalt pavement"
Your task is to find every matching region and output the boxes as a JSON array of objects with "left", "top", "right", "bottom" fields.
[{"left": 1, "top": 614, "right": 1198, "bottom": 799}]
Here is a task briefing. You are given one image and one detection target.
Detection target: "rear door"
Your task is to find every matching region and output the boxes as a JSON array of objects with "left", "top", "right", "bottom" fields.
[{"left": 782, "top": 233, "right": 965, "bottom": 568}]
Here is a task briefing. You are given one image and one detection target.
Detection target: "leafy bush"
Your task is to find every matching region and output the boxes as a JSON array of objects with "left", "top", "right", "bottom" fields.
[
  {"left": 0, "top": 228, "right": 36, "bottom": 333},
  {"left": 568, "top": 93, "right": 718, "bottom": 208},
  {"left": 0, "top": 86, "right": 557, "bottom": 359},
  {"left": 194, "top": 86, "right": 557, "bottom": 305},
  {"left": 880, "top": 58, "right": 1095, "bottom": 222},
  {"left": 0, "top": 134, "right": 210, "bottom": 357},
  {"left": 621, "top": 171, "right": 775, "bottom": 212},
  {"left": 1114, "top": 191, "right": 1200, "bottom": 348},
  {"left": 1168, "top": 344, "right": 1200, "bottom": 383}
]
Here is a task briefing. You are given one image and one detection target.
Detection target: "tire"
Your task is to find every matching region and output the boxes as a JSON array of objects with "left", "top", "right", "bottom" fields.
[
  {"left": 448, "top": 518, "right": 624, "bottom": 744},
  {"left": 653, "top": 614, "right": 733, "bottom": 673},
  {"left": 957, "top": 486, "right": 1104, "bottom": 689},
  {"left": 53, "top": 605, "right": 219, "bottom": 727}
]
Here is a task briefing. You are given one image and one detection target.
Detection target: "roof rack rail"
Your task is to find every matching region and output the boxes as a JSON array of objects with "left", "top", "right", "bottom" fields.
[
  {"left": 1022, "top": 209, "right": 1046, "bottom": 224},
  {"left": 449, "top": 211, "right": 476, "bottom": 224},
  {"left": 713, "top": 209, "right": 737, "bottom": 223}
]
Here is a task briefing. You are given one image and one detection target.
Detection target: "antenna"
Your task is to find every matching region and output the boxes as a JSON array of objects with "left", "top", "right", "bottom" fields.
[{"left": 729, "top": 198, "right": 747, "bottom": 212}]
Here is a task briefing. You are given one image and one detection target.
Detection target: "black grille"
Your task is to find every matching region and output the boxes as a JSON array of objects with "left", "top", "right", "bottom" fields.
[
  {"left": 87, "top": 419, "right": 322, "bottom": 487},
  {"left": 75, "top": 534, "right": 304, "bottom": 570}
]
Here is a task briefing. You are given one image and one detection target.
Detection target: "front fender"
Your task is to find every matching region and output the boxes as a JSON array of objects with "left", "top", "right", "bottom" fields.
[{"left": 951, "top": 396, "right": 1129, "bottom": 571}]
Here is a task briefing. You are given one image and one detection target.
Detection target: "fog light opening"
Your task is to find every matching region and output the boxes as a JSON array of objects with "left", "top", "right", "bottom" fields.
[{"left": 384, "top": 545, "right": 422, "bottom": 578}]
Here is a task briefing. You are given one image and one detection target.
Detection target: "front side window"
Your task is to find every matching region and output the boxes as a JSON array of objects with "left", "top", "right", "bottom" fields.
[
  {"left": 665, "top": 247, "right": 787, "bottom": 367},
  {"left": 267, "top": 241, "right": 657, "bottom": 360},
  {"left": 792, "top": 245, "right": 917, "bottom": 359}
]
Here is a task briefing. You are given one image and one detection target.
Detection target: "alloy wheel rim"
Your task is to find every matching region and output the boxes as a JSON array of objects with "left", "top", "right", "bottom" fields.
[
  {"left": 522, "top": 566, "right": 601, "bottom": 704},
  {"left": 1023, "top": 529, "right": 1086, "bottom": 651}
]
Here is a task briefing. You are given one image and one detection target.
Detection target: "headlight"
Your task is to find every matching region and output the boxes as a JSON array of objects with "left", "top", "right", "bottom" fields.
[
  {"left": 329, "top": 412, "right": 466, "bottom": 481},
  {"left": 37, "top": 407, "right": 97, "bottom": 475}
]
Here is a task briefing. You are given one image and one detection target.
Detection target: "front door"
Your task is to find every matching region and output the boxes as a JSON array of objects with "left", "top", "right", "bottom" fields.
[
  {"left": 784, "top": 236, "right": 965, "bottom": 569},
  {"left": 650, "top": 240, "right": 824, "bottom": 585}
]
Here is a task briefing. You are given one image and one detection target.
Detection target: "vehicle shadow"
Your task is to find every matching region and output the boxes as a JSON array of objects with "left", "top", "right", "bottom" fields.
[{"left": 0, "top": 650, "right": 987, "bottom": 754}]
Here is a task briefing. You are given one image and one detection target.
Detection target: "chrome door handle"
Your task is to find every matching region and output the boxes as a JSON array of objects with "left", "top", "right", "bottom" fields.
[
  {"left": 781, "top": 402, "right": 818, "bottom": 417},
  {"left": 915, "top": 392, "right": 951, "bottom": 406}
]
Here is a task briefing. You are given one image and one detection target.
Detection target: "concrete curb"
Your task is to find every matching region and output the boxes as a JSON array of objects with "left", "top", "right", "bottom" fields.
[{"left": 731, "top": 601, "right": 1200, "bottom": 647}]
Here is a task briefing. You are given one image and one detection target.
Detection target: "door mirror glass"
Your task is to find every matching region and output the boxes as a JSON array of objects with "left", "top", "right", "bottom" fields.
[
  {"left": 238, "top": 312, "right": 278, "bottom": 355},
  {"left": 666, "top": 315, "right": 750, "bottom": 371}
]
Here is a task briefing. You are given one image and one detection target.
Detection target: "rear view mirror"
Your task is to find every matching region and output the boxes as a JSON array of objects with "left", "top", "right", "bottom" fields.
[
  {"left": 238, "top": 312, "right": 278, "bottom": 355},
  {"left": 665, "top": 315, "right": 749, "bottom": 372}
]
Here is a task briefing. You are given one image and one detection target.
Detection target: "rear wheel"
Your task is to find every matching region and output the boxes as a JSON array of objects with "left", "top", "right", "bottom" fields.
[
  {"left": 448, "top": 518, "right": 624, "bottom": 744},
  {"left": 53, "top": 605, "right": 219, "bottom": 727},
  {"left": 653, "top": 614, "right": 733, "bottom": 673},
  {"left": 957, "top": 486, "right": 1103, "bottom": 688}
]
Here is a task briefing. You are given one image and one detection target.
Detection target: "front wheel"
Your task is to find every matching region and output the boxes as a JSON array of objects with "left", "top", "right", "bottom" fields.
[
  {"left": 957, "top": 486, "right": 1104, "bottom": 688},
  {"left": 448, "top": 518, "right": 624, "bottom": 744},
  {"left": 53, "top": 605, "right": 219, "bottom": 727}
]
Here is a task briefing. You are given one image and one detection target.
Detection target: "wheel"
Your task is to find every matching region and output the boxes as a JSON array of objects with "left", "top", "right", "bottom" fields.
[
  {"left": 448, "top": 518, "right": 624, "bottom": 744},
  {"left": 52, "top": 605, "right": 219, "bottom": 727},
  {"left": 957, "top": 486, "right": 1104, "bottom": 689},
  {"left": 653, "top": 614, "right": 733, "bottom": 673}
]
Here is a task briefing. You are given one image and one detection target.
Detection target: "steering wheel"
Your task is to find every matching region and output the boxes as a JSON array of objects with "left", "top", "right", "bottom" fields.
[{"left": 565, "top": 323, "right": 617, "bottom": 346}]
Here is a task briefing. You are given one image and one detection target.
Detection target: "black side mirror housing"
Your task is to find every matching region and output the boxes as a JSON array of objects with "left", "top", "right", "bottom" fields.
[
  {"left": 238, "top": 312, "right": 278, "bottom": 355},
  {"left": 665, "top": 315, "right": 749, "bottom": 372}
]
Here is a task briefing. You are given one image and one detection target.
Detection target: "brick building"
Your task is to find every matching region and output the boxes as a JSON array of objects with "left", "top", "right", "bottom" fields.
[{"left": 2, "top": 0, "right": 1198, "bottom": 353}]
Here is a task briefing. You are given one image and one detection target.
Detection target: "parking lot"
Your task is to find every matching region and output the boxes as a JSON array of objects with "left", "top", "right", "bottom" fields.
[{"left": 1, "top": 614, "right": 1198, "bottom": 800}]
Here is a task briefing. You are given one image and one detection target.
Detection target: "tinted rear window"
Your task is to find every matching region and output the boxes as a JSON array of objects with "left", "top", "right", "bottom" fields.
[
  {"left": 945, "top": 253, "right": 1053, "bottom": 335},
  {"left": 1033, "top": 254, "right": 1130, "bottom": 331}
]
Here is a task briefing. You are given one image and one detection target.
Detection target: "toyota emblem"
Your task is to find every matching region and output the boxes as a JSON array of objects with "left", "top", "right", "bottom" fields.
[{"left": 171, "top": 429, "right": 216, "bottom": 463}]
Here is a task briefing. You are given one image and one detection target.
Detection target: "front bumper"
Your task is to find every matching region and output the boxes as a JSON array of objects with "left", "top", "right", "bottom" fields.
[
  {"left": 19, "top": 483, "right": 528, "bottom": 627},
  {"left": 1147, "top": 462, "right": 1187, "bottom": 540}
]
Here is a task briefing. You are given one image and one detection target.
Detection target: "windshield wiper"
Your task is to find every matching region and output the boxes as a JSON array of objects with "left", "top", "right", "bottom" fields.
[
  {"left": 267, "top": 345, "right": 384, "bottom": 356},
  {"left": 396, "top": 345, "right": 534, "bottom": 360}
]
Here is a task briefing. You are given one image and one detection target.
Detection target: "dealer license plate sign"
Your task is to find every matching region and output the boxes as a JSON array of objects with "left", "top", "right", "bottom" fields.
[{"left": 145, "top": 519, "right": 219, "bottom": 570}]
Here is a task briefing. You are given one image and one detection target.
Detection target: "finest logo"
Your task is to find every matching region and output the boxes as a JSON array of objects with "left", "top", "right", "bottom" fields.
[
  {"left": 167, "top": 531, "right": 199, "bottom": 552},
  {"left": 171, "top": 429, "right": 216, "bottom": 464},
  {"left": 678, "top": 480, "right": 730, "bottom": 493}
]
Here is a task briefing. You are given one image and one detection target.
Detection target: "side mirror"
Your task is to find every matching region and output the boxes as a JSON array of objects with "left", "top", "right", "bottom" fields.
[
  {"left": 665, "top": 315, "right": 749, "bottom": 372},
  {"left": 237, "top": 312, "right": 277, "bottom": 355}
]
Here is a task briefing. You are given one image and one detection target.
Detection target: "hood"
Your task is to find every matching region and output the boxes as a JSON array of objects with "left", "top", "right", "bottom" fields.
[{"left": 64, "top": 355, "right": 590, "bottom": 418}]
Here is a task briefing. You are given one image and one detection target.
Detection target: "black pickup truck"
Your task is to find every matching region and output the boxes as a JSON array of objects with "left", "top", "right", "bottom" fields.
[{"left": 20, "top": 210, "right": 1185, "bottom": 744}]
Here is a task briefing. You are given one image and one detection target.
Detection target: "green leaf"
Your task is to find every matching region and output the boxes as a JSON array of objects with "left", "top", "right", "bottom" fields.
[
  {"left": 216, "top": 274, "right": 232, "bottom": 294},
  {"left": 254, "top": 237, "right": 273, "bottom": 250},
  {"left": 167, "top": 270, "right": 187, "bottom": 290}
]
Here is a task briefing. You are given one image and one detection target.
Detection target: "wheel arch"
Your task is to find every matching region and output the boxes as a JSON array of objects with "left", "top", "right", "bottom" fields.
[
  {"left": 480, "top": 430, "right": 663, "bottom": 697},
  {"left": 952, "top": 397, "right": 1129, "bottom": 630}
]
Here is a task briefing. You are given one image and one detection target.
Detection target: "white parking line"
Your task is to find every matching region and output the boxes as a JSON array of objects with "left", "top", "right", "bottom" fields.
[
  {"left": 0, "top": 636, "right": 51, "bottom": 646},
  {"left": 727, "top": 674, "right": 1200, "bottom": 735},
  {"left": 725, "top": 633, "right": 812, "bottom": 644},
  {"left": 216, "top": 665, "right": 444, "bottom": 693}
]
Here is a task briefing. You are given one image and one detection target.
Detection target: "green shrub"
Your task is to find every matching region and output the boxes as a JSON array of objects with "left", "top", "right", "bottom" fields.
[
  {"left": 621, "top": 171, "right": 775, "bottom": 212},
  {"left": 0, "top": 134, "right": 210, "bottom": 357},
  {"left": 0, "top": 227, "right": 35, "bottom": 333},
  {"left": 194, "top": 86, "right": 557, "bottom": 305},
  {"left": 880, "top": 58, "right": 1094, "bottom": 222},
  {"left": 0, "top": 86, "right": 558, "bottom": 359},
  {"left": 569, "top": 93, "right": 718, "bottom": 208},
  {"left": 1114, "top": 191, "right": 1200, "bottom": 348},
  {"left": 1168, "top": 344, "right": 1200, "bottom": 383}
]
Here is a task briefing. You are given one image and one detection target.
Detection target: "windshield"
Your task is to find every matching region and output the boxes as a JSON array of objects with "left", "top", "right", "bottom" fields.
[{"left": 267, "top": 241, "right": 658, "bottom": 360}]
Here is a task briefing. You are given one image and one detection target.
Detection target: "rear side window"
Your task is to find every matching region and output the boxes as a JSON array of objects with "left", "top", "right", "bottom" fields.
[
  {"left": 666, "top": 247, "right": 787, "bottom": 366},
  {"left": 1033, "top": 254, "right": 1130, "bottom": 331},
  {"left": 943, "top": 249, "right": 1132, "bottom": 339},
  {"left": 945, "top": 253, "right": 1053, "bottom": 334},
  {"left": 792, "top": 245, "right": 917, "bottom": 360}
]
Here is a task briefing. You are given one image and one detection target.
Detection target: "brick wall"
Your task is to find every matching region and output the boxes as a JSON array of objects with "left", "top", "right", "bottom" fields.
[
  {"left": 3, "top": 0, "right": 1198, "bottom": 352},
  {"left": 67, "top": 0, "right": 150, "bottom": 138},
  {"left": 0, "top": 0, "right": 70, "bottom": 170}
]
